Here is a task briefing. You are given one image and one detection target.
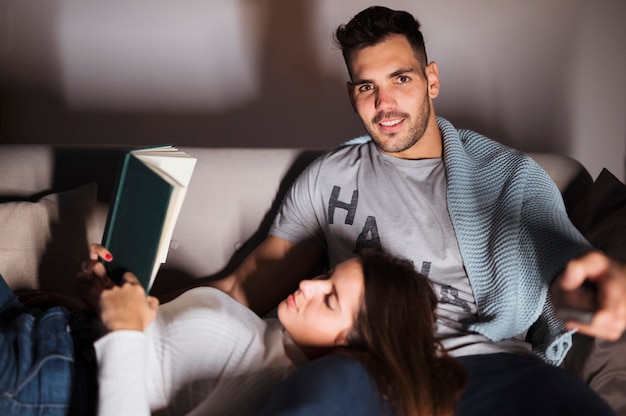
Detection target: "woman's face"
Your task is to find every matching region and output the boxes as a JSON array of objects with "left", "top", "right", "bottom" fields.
[{"left": 277, "top": 257, "right": 364, "bottom": 348}]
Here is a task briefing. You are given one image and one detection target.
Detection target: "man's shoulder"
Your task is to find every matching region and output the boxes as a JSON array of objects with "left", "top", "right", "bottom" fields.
[
  {"left": 315, "top": 139, "right": 374, "bottom": 166},
  {"left": 291, "top": 140, "right": 373, "bottom": 189},
  {"left": 439, "top": 118, "right": 545, "bottom": 187},
  {"left": 439, "top": 116, "right": 512, "bottom": 150},
  {"left": 439, "top": 117, "right": 529, "bottom": 163}
]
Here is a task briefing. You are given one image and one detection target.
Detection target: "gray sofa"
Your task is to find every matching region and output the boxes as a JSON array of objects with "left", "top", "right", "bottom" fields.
[
  {"left": 0, "top": 144, "right": 593, "bottom": 297},
  {"left": 3, "top": 143, "right": 624, "bottom": 413}
]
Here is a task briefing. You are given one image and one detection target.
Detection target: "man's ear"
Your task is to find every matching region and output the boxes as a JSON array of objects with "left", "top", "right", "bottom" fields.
[
  {"left": 425, "top": 61, "right": 440, "bottom": 99},
  {"left": 346, "top": 82, "right": 357, "bottom": 112}
]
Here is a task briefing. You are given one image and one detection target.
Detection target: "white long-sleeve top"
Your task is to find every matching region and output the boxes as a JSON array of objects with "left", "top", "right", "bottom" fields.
[{"left": 94, "top": 286, "right": 308, "bottom": 416}]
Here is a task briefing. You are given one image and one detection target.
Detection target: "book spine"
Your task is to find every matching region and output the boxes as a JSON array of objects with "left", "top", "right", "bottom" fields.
[{"left": 101, "top": 151, "right": 131, "bottom": 281}]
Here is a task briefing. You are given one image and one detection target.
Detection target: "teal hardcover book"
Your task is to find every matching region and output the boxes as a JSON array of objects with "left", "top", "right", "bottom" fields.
[{"left": 102, "top": 145, "right": 197, "bottom": 292}]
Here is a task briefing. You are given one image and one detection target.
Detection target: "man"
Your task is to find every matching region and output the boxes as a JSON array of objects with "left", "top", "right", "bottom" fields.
[{"left": 212, "top": 6, "right": 626, "bottom": 415}]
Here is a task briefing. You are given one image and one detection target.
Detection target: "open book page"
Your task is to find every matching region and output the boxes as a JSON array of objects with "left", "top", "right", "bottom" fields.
[{"left": 132, "top": 148, "right": 197, "bottom": 265}]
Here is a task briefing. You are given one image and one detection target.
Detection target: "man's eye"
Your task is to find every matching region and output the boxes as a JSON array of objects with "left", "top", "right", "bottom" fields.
[
  {"left": 397, "top": 75, "right": 410, "bottom": 84},
  {"left": 358, "top": 84, "right": 373, "bottom": 93}
]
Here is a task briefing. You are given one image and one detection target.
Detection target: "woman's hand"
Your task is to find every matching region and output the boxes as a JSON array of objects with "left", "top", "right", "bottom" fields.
[
  {"left": 99, "top": 272, "right": 159, "bottom": 332},
  {"left": 75, "top": 243, "right": 116, "bottom": 310}
]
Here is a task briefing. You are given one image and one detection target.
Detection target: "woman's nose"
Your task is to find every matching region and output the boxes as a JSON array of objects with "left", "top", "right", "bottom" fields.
[{"left": 299, "top": 279, "right": 328, "bottom": 298}]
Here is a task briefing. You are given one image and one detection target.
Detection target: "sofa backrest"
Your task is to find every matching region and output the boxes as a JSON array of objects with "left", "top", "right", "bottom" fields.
[{"left": 0, "top": 144, "right": 593, "bottom": 295}]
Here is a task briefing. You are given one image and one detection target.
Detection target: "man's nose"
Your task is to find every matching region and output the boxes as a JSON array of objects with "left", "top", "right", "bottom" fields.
[{"left": 375, "top": 86, "right": 396, "bottom": 110}]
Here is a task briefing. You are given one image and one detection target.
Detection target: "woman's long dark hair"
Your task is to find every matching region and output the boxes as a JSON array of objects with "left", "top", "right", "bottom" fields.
[{"left": 341, "top": 250, "right": 467, "bottom": 416}]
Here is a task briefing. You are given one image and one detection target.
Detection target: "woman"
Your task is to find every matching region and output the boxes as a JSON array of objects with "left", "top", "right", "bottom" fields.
[{"left": 1, "top": 247, "right": 465, "bottom": 415}]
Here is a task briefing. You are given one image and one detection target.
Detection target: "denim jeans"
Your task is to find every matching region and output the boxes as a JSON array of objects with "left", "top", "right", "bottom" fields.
[
  {"left": 456, "top": 353, "right": 617, "bottom": 415},
  {"left": 0, "top": 275, "right": 75, "bottom": 416},
  {"left": 258, "top": 354, "right": 391, "bottom": 416},
  {"left": 260, "top": 352, "right": 617, "bottom": 416}
]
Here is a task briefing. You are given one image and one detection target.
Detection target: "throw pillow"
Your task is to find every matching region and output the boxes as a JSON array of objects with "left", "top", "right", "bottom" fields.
[
  {"left": 564, "top": 168, "right": 626, "bottom": 414},
  {"left": 0, "top": 182, "right": 98, "bottom": 296},
  {"left": 569, "top": 168, "right": 626, "bottom": 262}
]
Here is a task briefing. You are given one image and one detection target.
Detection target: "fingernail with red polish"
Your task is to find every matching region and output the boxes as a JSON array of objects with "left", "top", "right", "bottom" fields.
[{"left": 105, "top": 254, "right": 112, "bottom": 261}]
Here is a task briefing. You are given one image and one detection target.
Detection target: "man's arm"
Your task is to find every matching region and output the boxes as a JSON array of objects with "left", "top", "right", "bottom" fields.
[{"left": 209, "top": 235, "right": 324, "bottom": 316}]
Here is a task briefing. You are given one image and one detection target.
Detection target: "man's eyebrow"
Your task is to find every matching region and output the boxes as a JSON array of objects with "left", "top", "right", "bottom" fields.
[
  {"left": 351, "top": 67, "right": 417, "bottom": 86},
  {"left": 388, "top": 67, "right": 416, "bottom": 79},
  {"left": 351, "top": 78, "right": 371, "bottom": 87}
]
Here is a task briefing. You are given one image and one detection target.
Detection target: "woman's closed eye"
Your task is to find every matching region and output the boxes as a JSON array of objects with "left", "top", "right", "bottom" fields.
[{"left": 324, "top": 292, "right": 337, "bottom": 311}]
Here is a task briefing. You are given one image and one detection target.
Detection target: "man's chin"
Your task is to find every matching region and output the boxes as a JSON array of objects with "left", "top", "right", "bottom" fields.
[{"left": 372, "top": 137, "right": 416, "bottom": 154}]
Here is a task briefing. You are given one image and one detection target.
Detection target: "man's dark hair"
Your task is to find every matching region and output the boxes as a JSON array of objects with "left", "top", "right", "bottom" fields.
[{"left": 333, "top": 6, "right": 428, "bottom": 77}]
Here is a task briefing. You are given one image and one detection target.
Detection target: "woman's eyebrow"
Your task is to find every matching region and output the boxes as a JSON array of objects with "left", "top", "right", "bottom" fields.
[
  {"left": 320, "top": 268, "right": 335, "bottom": 280},
  {"left": 325, "top": 268, "right": 342, "bottom": 311}
]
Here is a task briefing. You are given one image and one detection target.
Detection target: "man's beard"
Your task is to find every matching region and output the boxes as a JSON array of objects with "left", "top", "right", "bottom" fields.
[{"left": 368, "top": 95, "right": 431, "bottom": 154}]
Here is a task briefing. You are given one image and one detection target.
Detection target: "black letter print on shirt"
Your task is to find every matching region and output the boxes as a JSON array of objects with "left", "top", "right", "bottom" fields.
[
  {"left": 440, "top": 285, "right": 471, "bottom": 313},
  {"left": 328, "top": 186, "right": 358, "bottom": 225},
  {"left": 355, "top": 216, "right": 381, "bottom": 252}
]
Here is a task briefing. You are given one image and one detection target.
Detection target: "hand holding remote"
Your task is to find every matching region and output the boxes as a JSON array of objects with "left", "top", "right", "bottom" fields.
[
  {"left": 557, "top": 251, "right": 626, "bottom": 341},
  {"left": 552, "top": 279, "right": 598, "bottom": 325}
]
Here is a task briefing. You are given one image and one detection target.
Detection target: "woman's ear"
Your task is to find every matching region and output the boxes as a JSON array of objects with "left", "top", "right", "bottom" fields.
[
  {"left": 425, "top": 61, "right": 440, "bottom": 99},
  {"left": 335, "top": 331, "right": 350, "bottom": 346}
]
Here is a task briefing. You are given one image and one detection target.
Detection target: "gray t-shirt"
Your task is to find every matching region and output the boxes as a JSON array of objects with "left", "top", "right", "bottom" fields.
[{"left": 271, "top": 142, "right": 532, "bottom": 357}]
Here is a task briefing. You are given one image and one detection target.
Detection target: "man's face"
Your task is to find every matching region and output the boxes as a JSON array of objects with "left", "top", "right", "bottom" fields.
[{"left": 347, "top": 34, "right": 440, "bottom": 159}]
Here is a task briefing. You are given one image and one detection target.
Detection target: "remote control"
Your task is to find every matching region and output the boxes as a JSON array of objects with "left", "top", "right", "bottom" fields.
[{"left": 553, "top": 280, "right": 598, "bottom": 325}]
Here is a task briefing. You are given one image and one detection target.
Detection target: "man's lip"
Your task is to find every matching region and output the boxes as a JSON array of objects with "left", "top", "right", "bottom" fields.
[{"left": 378, "top": 118, "right": 404, "bottom": 129}]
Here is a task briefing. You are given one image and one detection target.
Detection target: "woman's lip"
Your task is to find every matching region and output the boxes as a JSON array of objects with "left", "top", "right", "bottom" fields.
[{"left": 287, "top": 293, "right": 297, "bottom": 310}]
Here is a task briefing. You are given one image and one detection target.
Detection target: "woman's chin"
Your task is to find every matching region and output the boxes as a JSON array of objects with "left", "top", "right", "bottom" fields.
[{"left": 276, "top": 300, "right": 288, "bottom": 324}]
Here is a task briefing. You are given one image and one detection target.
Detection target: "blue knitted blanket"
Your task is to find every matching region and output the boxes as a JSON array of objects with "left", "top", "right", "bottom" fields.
[{"left": 440, "top": 117, "right": 591, "bottom": 364}]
